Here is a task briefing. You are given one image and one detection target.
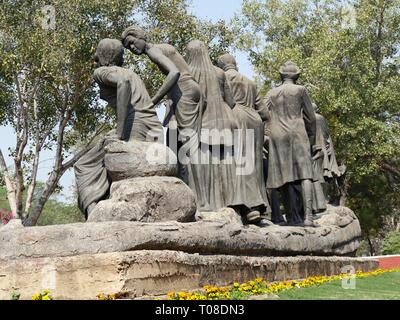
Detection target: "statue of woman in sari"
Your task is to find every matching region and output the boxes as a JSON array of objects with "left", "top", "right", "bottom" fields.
[{"left": 184, "top": 40, "right": 238, "bottom": 212}]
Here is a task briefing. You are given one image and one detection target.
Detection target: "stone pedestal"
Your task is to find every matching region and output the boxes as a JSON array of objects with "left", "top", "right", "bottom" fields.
[
  {"left": 0, "top": 140, "right": 368, "bottom": 300},
  {"left": 0, "top": 250, "right": 378, "bottom": 300}
]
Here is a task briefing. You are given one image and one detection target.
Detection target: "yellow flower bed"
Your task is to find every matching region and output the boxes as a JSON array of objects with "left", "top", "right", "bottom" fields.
[
  {"left": 96, "top": 292, "right": 129, "bottom": 300},
  {"left": 32, "top": 290, "right": 53, "bottom": 300},
  {"left": 167, "top": 268, "right": 400, "bottom": 300}
]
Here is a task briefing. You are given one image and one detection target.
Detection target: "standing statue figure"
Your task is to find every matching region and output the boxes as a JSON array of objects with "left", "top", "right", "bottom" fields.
[
  {"left": 185, "top": 40, "right": 237, "bottom": 211},
  {"left": 313, "top": 103, "right": 342, "bottom": 180},
  {"left": 74, "top": 39, "right": 163, "bottom": 218},
  {"left": 263, "top": 121, "right": 286, "bottom": 225},
  {"left": 217, "top": 53, "right": 271, "bottom": 225},
  {"left": 313, "top": 103, "right": 344, "bottom": 204},
  {"left": 264, "top": 61, "right": 322, "bottom": 227}
]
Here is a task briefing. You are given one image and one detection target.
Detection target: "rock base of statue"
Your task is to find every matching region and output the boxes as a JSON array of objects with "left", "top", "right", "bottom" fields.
[
  {"left": 0, "top": 205, "right": 369, "bottom": 300},
  {"left": 1, "top": 205, "right": 362, "bottom": 258},
  {"left": 88, "top": 139, "right": 198, "bottom": 223},
  {"left": 88, "top": 176, "right": 197, "bottom": 223}
]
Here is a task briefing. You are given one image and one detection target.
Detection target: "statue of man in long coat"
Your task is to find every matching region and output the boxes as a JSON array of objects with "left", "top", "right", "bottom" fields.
[{"left": 264, "top": 61, "right": 322, "bottom": 226}]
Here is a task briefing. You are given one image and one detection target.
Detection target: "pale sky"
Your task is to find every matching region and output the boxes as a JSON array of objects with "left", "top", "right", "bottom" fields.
[{"left": 0, "top": 0, "right": 253, "bottom": 201}]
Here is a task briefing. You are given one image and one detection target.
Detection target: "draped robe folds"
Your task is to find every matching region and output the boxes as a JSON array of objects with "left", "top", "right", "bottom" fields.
[
  {"left": 311, "top": 112, "right": 342, "bottom": 213},
  {"left": 185, "top": 41, "right": 237, "bottom": 211},
  {"left": 166, "top": 73, "right": 208, "bottom": 210},
  {"left": 75, "top": 141, "right": 109, "bottom": 219},
  {"left": 315, "top": 113, "right": 342, "bottom": 179},
  {"left": 150, "top": 43, "right": 210, "bottom": 211},
  {"left": 223, "top": 67, "right": 270, "bottom": 212},
  {"left": 312, "top": 115, "right": 327, "bottom": 213},
  {"left": 74, "top": 66, "right": 163, "bottom": 217}
]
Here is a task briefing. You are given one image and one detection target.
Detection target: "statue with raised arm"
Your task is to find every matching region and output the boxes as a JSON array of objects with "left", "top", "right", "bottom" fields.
[
  {"left": 74, "top": 38, "right": 163, "bottom": 218},
  {"left": 121, "top": 26, "right": 207, "bottom": 207},
  {"left": 264, "top": 62, "right": 322, "bottom": 227},
  {"left": 121, "top": 26, "right": 203, "bottom": 145}
]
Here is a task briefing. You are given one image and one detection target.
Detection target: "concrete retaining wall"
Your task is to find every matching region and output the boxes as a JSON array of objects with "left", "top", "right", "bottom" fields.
[{"left": 0, "top": 250, "right": 379, "bottom": 300}]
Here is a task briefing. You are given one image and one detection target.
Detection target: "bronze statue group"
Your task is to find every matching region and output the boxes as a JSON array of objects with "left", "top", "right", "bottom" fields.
[{"left": 75, "top": 25, "right": 344, "bottom": 228}]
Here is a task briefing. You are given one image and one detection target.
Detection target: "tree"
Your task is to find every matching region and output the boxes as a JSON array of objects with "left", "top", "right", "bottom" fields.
[
  {"left": 232, "top": 0, "right": 400, "bottom": 250},
  {"left": 0, "top": 0, "right": 137, "bottom": 225},
  {"left": 0, "top": 0, "right": 233, "bottom": 226}
]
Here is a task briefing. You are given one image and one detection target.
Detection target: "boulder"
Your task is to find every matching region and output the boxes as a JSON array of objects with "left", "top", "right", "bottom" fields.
[
  {"left": 195, "top": 207, "right": 243, "bottom": 226},
  {"left": 104, "top": 140, "right": 178, "bottom": 182},
  {"left": 0, "top": 205, "right": 362, "bottom": 260},
  {"left": 88, "top": 176, "right": 197, "bottom": 223}
]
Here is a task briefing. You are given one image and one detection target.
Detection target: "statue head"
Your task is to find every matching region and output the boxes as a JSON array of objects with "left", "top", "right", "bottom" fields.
[
  {"left": 94, "top": 39, "right": 124, "bottom": 67},
  {"left": 217, "top": 54, "right": 238, "bottom": 72},
  {"left": 279, "top": 61, "right": 301, "bottom": 82},
  {"left": 186, "top": 40, "right": 208, "bottom": 56},
  {"left": 121, "top": 25, "right": 148, "bottom": 55}
]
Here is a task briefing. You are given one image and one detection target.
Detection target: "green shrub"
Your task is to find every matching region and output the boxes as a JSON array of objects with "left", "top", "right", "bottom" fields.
[
  {"left": 381, "top": 232, "right": 400, "bottom": 255},
  {"left": 37, "top": 200, "right": 85, "bottom": 226}
]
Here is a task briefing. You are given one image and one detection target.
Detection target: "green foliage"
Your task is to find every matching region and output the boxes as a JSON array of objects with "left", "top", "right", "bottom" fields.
[
  {"left": 37, "top": 200, "right": 84, "bottom": 226},
  {"left": 0, "top": 0, "right": 136, "bottom": 143},
  {"left": 0, "top": 185, "right": 83, "bottom": 225},
  {"left": 11, "top": 292, "right": 21, "bottom": 301},
  {"left": 381, "top": 232, "right": 400, "bottom": 255},
  {"left": 0, "top": 186, "right": 10, "bottom": 211},
  {"left": 232, "top": 0, "right": 400, "bottom": 239},
  {"left": 277, "top": 271, "right": 400, "bottom": 300},
  {"left": 348, "top": 173, "right": 400, "bottom": 240}
]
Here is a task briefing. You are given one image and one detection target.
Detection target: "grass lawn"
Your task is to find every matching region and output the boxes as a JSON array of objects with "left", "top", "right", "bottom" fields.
[{"left": 278, "top": 271, "right": 400, "bottom": 300}]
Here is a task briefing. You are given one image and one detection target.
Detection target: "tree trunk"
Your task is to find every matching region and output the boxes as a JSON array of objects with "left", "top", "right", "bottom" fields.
[
  {"left": 23, "top": 146, "right": 41, "bottom": 218},
  {"left": 0, "top": 150, "right": 18, "bottom": 217},
  {"left": 339, "top": 178, "right": 349, "bottom": 207},
  {"left": 367, "top": 236, "right": 375, "bottom": 257},
  {"left": 22, "top": 170, "right": 62, "bottom": 227}
]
